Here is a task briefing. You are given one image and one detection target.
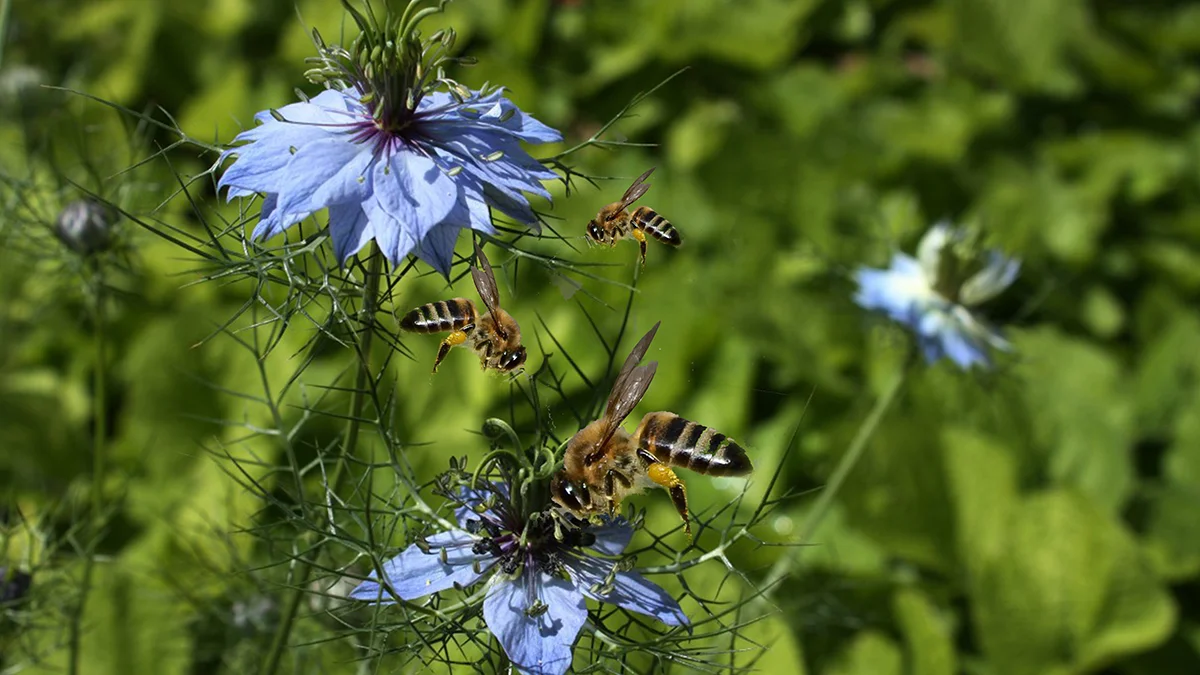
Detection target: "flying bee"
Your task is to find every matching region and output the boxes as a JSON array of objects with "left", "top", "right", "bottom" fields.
[
  {"left": 399, "top": 240, "right": 527, "bottom": 374},
  {"left": 550, "top": 322, "right": 752, "bottom": 536},
  {"left": 586, "top": 167, "right": 682, "bottom": 266}
]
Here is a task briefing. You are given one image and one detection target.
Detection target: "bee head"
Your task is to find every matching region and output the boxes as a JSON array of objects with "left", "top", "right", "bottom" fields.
[
  {"left": 585, "top": 219, "right": 605, "bottom": 243},
  {"left": 498, "top": 346, "right": 527, "bottom": 372},
  {"left": 550, "top": 473, "right": 590, "bottom": 512}
]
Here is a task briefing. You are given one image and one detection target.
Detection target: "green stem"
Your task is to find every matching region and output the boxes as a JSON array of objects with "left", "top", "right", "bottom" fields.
[
  {"left": 330, "top": 249, "right": 384, "bottom": 493},
  {"left": 0, "top": 0, "right": 11, "bottom": 71},
  {"left": 762, "top": 364, "right": 907, "bottom": 591},
  {"left": 69, "top": 261, "right": 107, "bottom": 675},
  {"left": 259, "top": 248, "right": 383, "bottom": 675}
]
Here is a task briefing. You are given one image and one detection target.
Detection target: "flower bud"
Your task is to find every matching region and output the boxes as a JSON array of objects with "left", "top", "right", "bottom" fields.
[{"left": 55, "top": 199, "right": 117, "bottom": 256}]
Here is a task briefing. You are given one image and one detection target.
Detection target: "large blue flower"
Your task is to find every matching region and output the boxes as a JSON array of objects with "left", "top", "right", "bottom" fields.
[
  {"left": 855, "top": 222, "right": 1020, "bottom": 369},
  {"left": 349, "top": 484, "right": 688, "bottom": 675},
  {"left": 218, "top": 85, "right": 560, "bottom": 277}
]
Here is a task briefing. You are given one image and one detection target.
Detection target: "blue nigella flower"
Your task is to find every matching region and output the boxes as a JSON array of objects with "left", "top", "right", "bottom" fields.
[
  {"left": 855, "top": 222, "right": 1020, "bottom": 369},
  {"left": 349, "top": 483, "right": 688, "bottom": 675},
  {"left": 217, "top": 4, "right": 561, "bottom": 277}
]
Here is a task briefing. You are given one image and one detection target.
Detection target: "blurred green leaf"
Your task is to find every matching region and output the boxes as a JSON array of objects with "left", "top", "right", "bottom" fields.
[
  {"left": 894, "top": 588, "right": 957, "bottom": 675},
  {"left": 666, "top": 100, "right": 740, "bottom": 171},
  {"left": 840, "top": 415, "right": 956, "bottom": 573},
  {"left": 1015, "top": 328, "right": 1134, "bottom": 513},
  {"left": 968, "top": 491, "right": 1175, "bottom": 675},
  {"left": 827, "top": 630, "right": 902, "bottom": 675},
  {"left": 949, "top": 0, "right": 1083, "bottom": 93}
]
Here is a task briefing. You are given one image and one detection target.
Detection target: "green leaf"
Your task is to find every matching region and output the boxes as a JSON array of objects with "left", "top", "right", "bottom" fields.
[
  {"left": 941, "top": 427, "right": 1019, "bottom": 577},
  {"left": 750, "top": 616, "right": 809, "bottom": 675},
  {"left": 968, "top": 491, "right": 1175, "bottom": 675},
  {"left": 827, "top": 630, "right": 903, "bottom": 675},
  {"left": 1141, "top": 483, "right": 1200, "bottom": 581},
  {"left": 840, "top": 414, "right": 957, "bottom": 573},
  {"left": 1015, "top": 328, "right": 1135, "bottom": 513},
  {"left": 1132, "top": 310, "right": 1200, "bottom": 433},
  {"left": 972, "top": 161, "right": 1107, "bottom": 265},
  {"left": 894, "top": 588, "right": 957, "bottom": 675},
  {"left": 1080, "top": 286, "right": 1125, "bottom": 340},
  {"left": 666, "top": 100, "right": 740, "bottom": 170},
  {"left": 949, "top": 0, "right": 1083, "bottom": 93}
]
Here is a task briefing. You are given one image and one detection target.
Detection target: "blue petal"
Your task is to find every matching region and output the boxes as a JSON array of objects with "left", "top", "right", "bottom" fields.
[
  {"left": 421, "top": 90, "right": 562, "bottom": 144},
  {"left": 888, "top": 252, "right": 925, "bottom": 278},
  {"left": 267, "top": 138, "right": 373, "bottom": 235},
  {"left": 225, "top": 185, "right": 258, "bottom": 199},
  {"left": 218, "top": 91, "right": 359, "bottom": 199},
  {"left": 483, "top": 573, "right": 586, "bottom": 675},
  {"left": 251, "top": 200, "right": 289, "bottom": 240},
  {"left": 570, "top": 556, "right": 688, "bottom": 627},
  {"left": 348, "top": 531, "right": 494, "bottom": 603},
  {"left": 588, "top": 518, "right": 633, "bottom": 557},
  {"left": 363, "top": 198, "right": 415, "bottom": 265},
  {"left": 430, "top": 129, "right": 556, "bottom": 198},
  {"left": 368, "top": 151, "right": 460, "bottom": 264},
  {"left": 919, "top": 336, "right": 945, "bottom": 364},
  {"left": 414, "top": 223, "right": 462, "bottom": 278},
  {"left": 465, "top": 188, "right": 497, "bottom": 234},
  {"left": 482, "top": 184, "right": 539, "bottom": 225},
  {"left": 219, "top": 121, "right": 331, "bottom": 199},
  {"left": 253, "top": 88, "right": 359, "bottom": 127},
  {"left": 854, "top": 257, "right": 927, "bottom": 323},
  {"left": 260, "top": 194, "right": 278, "bottom": 221},
  {"left": 915, "top": 305, "right": 950, "bottom": 338},
  {"left": 853, "top": 268, "right": 894, "bottom": 312},
  {"left": 328, "top": 202, "right": 374, "bottom": 264},
  {"left": 938, "top": 324, "right": 990, "bottom": 370},
  {"left": 454, "top": 482, "right": 510, "bottom": 530},
  {"left": 475, "top": 97, "right": 563, "bottom": 144},
  {"left": 424, "top": 160, "right": 498, "bottom": 234}
]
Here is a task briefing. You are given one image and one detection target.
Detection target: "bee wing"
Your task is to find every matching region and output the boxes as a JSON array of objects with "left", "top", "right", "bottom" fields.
[
  {"left": 591, "top": 360, "right": 657, "bottom": 457},
  {"left": 471, "top": 239, "right": 502, "bottom": 316},
  {"left": 619, "top": 167, "right": 656, "bottom": 209},
  {"left": 600, "top": 321, "right": 661, "bottom": 428},
  {"left": 603, "top": 361, "right": 657, "bottom": 430}
]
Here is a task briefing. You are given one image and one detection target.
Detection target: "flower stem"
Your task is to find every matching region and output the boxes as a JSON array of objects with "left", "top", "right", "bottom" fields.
[
  {"left": 68, "top": 261, "right": 107, "bottom": 675},
  {"left": 330, "top": 248, "right": 384, "bottom": 492},
  {"left": 762, "top": 363, "right": 907, "bottom": 591},
  {"left": 259, "top": 248, "right": 383, "bottom": 675}
]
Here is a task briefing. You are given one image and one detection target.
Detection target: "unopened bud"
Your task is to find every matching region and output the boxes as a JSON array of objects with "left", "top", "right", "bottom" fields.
[
  {"left": 56, "top": 199, "right": 117, "bottom": 256},
  {"left": 0, "top": 566, "right": 32, "bottom": 604}
]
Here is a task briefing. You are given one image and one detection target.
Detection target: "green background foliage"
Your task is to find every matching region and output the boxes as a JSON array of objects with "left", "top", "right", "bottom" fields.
[{"left": 3, "top": 0, "right": 1200, "bottom": 672}]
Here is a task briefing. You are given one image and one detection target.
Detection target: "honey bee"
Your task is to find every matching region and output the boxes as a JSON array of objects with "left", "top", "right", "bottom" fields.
[
  {"left": 399, "top": 240, "right": 527, "bottom": 374},
  {"left": 586, "top": 167, "right": 682, "bottom": 266},
  {"left": 550, "top": 322, "right": 751, "bottom": 536}
]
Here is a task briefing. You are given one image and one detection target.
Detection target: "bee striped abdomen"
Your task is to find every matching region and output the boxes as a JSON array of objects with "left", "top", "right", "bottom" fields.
[
  {"left": 636, "top": 412, "right": 751, "bottom": 477},
  {"left": 631, "top": 207, "right": 682, "bottom": 247},
  {"left": 399, "top": 298, "right": 477, "bottom": 334}
]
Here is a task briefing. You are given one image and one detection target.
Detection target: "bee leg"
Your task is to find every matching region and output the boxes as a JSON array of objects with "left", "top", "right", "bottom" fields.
[
  {"left": 645, "top": 463, "right": 691, "bottom": 539},
  {"left": 631, "top": 228, "right": 648, "bottom": 267},
  {"left": 604, "top": 471, "right": 619, "bottom": 514},
  {"left": 433, "top": 329, "right": 469, "bottom": 373}
]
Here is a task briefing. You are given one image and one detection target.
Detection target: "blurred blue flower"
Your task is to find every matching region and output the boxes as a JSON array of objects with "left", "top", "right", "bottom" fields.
[
  {"left": 218, "top": 86, "right": 559, "bottom": 276},
  {"left": 855, "top": 222, "right": 1020, "bottom": 369},
  {"left": 349, "top": 483, "right": 687, "bottom": 675}
]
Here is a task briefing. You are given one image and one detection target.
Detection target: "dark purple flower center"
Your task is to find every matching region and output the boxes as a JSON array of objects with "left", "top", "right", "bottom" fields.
[
  {"left": 346, "top": 99, "right": 424, "bottom": 157},
  {"left": 468, "top": 507, "right": 597, "bottom": 578}
]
